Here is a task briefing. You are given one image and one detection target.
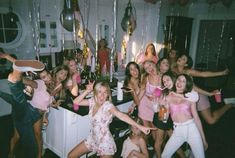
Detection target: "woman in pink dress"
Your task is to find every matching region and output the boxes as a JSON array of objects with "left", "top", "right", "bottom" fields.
[
  {"left": 138, "top": 60, "right": 161, "bottom": 127},
  {"left": 68, "top": 81, "right": 154, "bottom": 158}
]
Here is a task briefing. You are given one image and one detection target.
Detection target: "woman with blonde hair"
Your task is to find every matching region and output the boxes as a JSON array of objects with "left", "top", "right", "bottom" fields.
[{"left": 68, "top": 81, "right": 155, "bottom": 158}]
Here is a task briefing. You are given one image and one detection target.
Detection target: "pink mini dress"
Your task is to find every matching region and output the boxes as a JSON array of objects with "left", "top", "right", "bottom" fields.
[{"left": 138, "top": 79, "right": 159, "bottom": 122}]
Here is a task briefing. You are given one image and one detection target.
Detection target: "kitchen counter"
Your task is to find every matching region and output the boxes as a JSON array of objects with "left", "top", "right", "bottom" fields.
[{"left": 60, "top": 91, "right": 133, "bottom": 116}]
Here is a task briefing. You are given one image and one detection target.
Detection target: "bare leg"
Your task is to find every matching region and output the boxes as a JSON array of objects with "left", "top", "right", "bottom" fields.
[
  {"left": 34, "top": 118, "right": 43, "bottom": 158},
  {"left": 8, "top": 128, "right": 20, "bottom": 158},
  {"left": 154, "top": 128, "right": 165, "bottom": 158},
  {"left": 68, "top": 141, "right": 90, "bottom": 158},
  {"left": 200, "top": 104, "right": 232, "bottom": 125}
]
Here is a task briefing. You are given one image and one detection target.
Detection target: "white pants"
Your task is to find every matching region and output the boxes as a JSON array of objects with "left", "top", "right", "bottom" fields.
[{"left": 162, "top": 119, "right": 205, "bottom": 158}]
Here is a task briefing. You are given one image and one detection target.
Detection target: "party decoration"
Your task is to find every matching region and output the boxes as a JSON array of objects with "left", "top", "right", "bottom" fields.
[
  {"left": 83, "top": 42, "right": 89, "bottom": 59},
  {"left": 72, "top": 0, "right": 83, "bottom": 38},
  {"left": 222, "top": 0, "right": 233, "bottom": 8},
  {"left": 121, "top": 0, "right": 136, "bottom": 36},
  {"left": 60, "top": 0, "right": 74, "bottom": 32}
]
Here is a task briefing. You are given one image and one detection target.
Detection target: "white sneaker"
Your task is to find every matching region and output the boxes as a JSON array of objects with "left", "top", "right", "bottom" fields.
[{"left": 13, "top": 60, "right": 45, "bottom": 73}]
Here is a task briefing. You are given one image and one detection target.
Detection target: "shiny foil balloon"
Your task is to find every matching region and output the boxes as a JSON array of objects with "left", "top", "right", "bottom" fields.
[
  {"left": 121, "top": 1, "right": 136, "bottom": 36},
  {"left": 60, "top": 0, "right": 74, "bottom": 32}
]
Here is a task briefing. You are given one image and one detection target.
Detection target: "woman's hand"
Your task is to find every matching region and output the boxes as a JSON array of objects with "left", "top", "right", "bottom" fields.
[
  {"left": 203, "top": 141, "right": 208, "bottom": 151},
  {"left": 222, "top": 68, "right": 229, "bottom": 75},
  {"left": 122, "top": 86, "right": 133, "bottom": 93},
  {"left": 139, "top": 126, "right": 157, "bottom": 135},
  {"left": 210, "top": 89, "right": 220, "bottom": 97},
  {"left": 128, "top": 105, "right": 135, "bottom": 115}
]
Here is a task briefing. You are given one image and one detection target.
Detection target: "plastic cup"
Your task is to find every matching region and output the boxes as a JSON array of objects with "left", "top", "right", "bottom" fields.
[{"left": 215, "top": 92, "right": 222, "bottom": 103}]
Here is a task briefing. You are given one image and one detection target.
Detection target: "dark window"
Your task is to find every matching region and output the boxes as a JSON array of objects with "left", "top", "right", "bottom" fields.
[{"left": 0, "top": 13, "right": 22, "bottom": 44}]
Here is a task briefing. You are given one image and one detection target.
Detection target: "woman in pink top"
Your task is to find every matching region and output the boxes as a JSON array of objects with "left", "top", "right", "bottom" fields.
[
  {"left": 153, "top": 71, "right": 185, "bottom": 158},
  {"left": 162, "top": 74, "right": 208, "bottom": 158},
  {"left": 136, "top": 43, "right": 158, "bottom": 65},
  {"left": 65, "top": 57, "right": 81, "bottom": 96},
  {"left": 172, "top": 53, "right": 232, "bottom": 124},
  {"left": 138, "top": 60, "right": 161, "bottom": 127},
  {"left": 121, "top": 118, "right": 149, "bottom": 158}
]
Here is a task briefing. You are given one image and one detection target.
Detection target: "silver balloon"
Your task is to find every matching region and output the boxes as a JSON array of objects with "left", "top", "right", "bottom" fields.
[
  {"left": 60, "top": 0, "right": 74, "bottom": 32},
  {"left": 121, "top": 1, "right": 136, "bottom": 36}
]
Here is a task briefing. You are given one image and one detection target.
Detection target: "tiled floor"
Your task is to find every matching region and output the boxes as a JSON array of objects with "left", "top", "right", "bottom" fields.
[{"left": 1, "top": 98, "right": 235, "bottom": 158}]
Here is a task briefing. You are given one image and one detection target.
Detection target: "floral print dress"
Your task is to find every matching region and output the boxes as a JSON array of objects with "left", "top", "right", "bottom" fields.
[{"left": 84, "top": 98, "right": 116, "bottom": 156}]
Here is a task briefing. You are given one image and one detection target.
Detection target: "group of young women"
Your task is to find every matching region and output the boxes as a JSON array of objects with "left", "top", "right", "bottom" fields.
[
  {"left": 121, "top": 46, "right": 233, "bottom": 158},
  {"left": 1, "top": 42, "right": 233, "bottom": 158}
]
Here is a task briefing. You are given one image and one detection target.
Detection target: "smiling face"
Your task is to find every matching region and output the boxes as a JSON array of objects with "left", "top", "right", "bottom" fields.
[
  {"left": 94, "top": 83, "right": 111, "bottom": 105},
  {"left": 169, "top": 49, "right": 177, "bottom": 59},
  {"left": 143, "top": 61, "right": 156, "bottom": 74},
  {"left": 159, "top": 58, "right": 170, "bottom": 73},
  {"left": 56, "top": 69, "right": 68, "bottom": 83},
  {"left": 175, "top": 75, "right": 187, "bottom": 93},
  {"left": 129, "top": 63, "right": 139, "bottom": 79},
  {"left": 162, "top": 75, "right": 174, "bottom": 90},
  {"left": 177, "top": 55, "right": 188, "bottom": 67},
  {"left": 39, "top": 70, "right": 52, "bottom": 84},
  {"left": 146, "top": 44, "right": 155, "bottom": 55},
  {"left": 68, "top": 60, "right": 77, "bottom": 74}
]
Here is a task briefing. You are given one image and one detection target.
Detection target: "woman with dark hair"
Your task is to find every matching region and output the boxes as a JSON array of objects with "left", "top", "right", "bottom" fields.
[
  {"left": 171, "top": 53, "right": 232, "bottom": 125},
  {"left": 123, "top": 62, "right": 142, "bottom": 116},
  {"left": 162, "top": 74, "right": 207, "bottom": 158},
  {"left": 152, "top": 71, "right": 186, "bottom": 158}
]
